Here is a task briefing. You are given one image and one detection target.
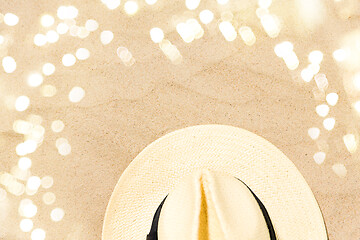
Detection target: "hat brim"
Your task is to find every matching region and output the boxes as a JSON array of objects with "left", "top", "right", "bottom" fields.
[{"left": 102, "top": 125, "right": 327, "bottom": 239}]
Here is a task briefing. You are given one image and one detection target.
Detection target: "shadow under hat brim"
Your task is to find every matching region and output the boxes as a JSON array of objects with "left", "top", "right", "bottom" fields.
[{"left": 102, "top": 124, "right": 327, "bottom": 240}]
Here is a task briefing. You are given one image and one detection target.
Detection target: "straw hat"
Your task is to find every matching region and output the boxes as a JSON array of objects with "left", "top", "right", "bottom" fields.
[{"left": 102, "top": 125, "right": 328, "bottom": 239}]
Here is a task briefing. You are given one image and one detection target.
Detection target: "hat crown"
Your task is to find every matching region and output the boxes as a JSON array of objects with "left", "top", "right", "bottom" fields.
[{"left": 158, "top": 170, "right": 271, "bottom": 240}]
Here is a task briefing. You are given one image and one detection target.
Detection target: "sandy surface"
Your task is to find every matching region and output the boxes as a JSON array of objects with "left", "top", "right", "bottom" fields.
[{"left": 0, "top": 0, "right": 359, "bottom": 239}]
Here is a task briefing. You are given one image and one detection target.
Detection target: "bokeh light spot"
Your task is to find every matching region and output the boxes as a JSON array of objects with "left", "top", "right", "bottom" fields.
[
  {"left": 15, "top": 96, "right": 30, "bottom": 112},
  {"left": 27, "top": 114, "right": 43, "bottom": 125},
  {"left": 124, "top": 1, "right": 139, "bottom": 15},
  {"left": 308, "top": 50, "right": 323, "bottom": 64},
  {"left": 150, "top": 28, "right": 164, "bottom": 43},
  {"left": 51, "top": 120, "right": 65, "bottom": 133},
  {"left": 117, "top": 47, "right": 136, "bottom": 66},
  {"left": 68, "top": 86, "right": 85, "bottom": 102},
  {"left": 19, "top": 199, "right": 37, "bottom": 218},
  {"left": 58, "top": 142, "right": 71, "bottom": 156},
  {"left": 18, "top": 157, "right": 32, "bottom": 170},
  {"left": 332, "top": 163, "right": 347, "bottom": 178},
  {"left": 332, "top": 49, "right": 347, "bottom": 62},
  {"left": 308, "top": 127, "right": 320, "bottom": 140},
  {"left": 4, "top": 13, "right": 19, "bottom": 26},
  {"left": 313, "top": 152, "right": 325, "bottom": 165},
  {"left": 23, "top": 140, "right": 37, "bottom": 154},
  {"left": 85, "top": 19, "right": 99, "bottom": 31},
  {"left": 308, "top": 63, "right": 320, "bottom": 75},
  {"left": 34, "top": 34, "right": 47, "bottom": 46},
  {"left": 57, "top": 6, "right": 78, "bottom": 19},
  {"left": 62, "top": 54, "right": 76, "bottom": 67},
  {"left": 41, "top": 14, "right": 55, "bottom": 27},
  {"left": 343, "top": 134, "right": 357, "bottom": 153},
  {"left": 102, "top": 0, "right": 121, "bottom": 9},
  {"left": 256, "top": 8, "right": 269, "bottom": 18},
  {"left": 41, "top": 85, "right": 57, "bottom": 97},
  {"left": 315, "top": 104, "right": 329, "bottom": 117},
  {"left": 46, "top": 30, "right": 59, "bottom": 43},
  {"left": 283, "top": 52, "right": 299, "bottom": 70},
  {"left": 31, "top": 228, "right": 46, "bottom": 240},
  {"left": 100, "top": 31, "right": 114, "bottom": 45},
  {"left": 57, "top": 23, "right": 69, "bottom": 34},
  {"left": 301, "top": 68, "right": 313, "bottom": 82},
  {"left": 16, "top": 143, "right": 27, "bottom": 156},
  {"left": 69, "top": 25, "right": 80, "bottom": 37},
  {"left": 354, "top": 101, "right": 360, "bottom": 112},
  {"left": 42, "top": 63, "right": 55, "bottom": 76},
  {"left": 219, "top": 21, "right": 237, "bottom": 42},
  {"left": 199, "top": 10, "right": 214, "bottom": 24},
  {"left": 27, "top": 73, "right": 43, "bottom": 87},
  {"left": 260, "top": 14, "right": 281, "bottom": 38},
  {"left": 2, "top": 56, "right": 17, "bottom": 73},
  {"left": 77, "top": 27, "right": 90, "bottom": 39},
  {"left": 13, "top": 120, "right": 32, "bottom": 134},
  {"left": 186, "top": 0, "right": 200, "bottom": 10},
  {"left": 145, "top": 0, "right": 157, "bottom": 4},
  {"left": 326, "top": 92, "right": 338, "bottom": 106},
  {"left": 76, "top": 48, "right": 90, "bottom": 60},
  {"left": 56, "top": 138, "right": 68, "bottom": 148},
  {"left": 27, "top": 176, "right": 41, "bottom": 191},
  {"left": 41, "top": 176, "right": 54, "bottom": 189},
  {"left": 50, "top": 208, "right": 65, "bottom": 222},
  {"left": 314, "top": 74, "right": 328, "bottom": 92},
  {"left": 238, "top": 26, "right": 256, "bottom": 46},
  {"left": 258, "top": 0, "right": 272, "bottom": 8},
  {"left": 43, "top": 192, "right": 56, "bottom": 205},
  {"left": 323, "top": 117, "right": 335, "bottom": 131},
  {"left": 274, "top": 41, "right": 293, "bottom": 58},
  {"left": 20, "top": 219, "right": 33, "bottom": 232}
]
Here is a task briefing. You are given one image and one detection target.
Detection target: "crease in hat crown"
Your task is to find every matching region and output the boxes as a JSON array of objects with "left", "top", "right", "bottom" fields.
[{"left": 158, "top": 169, "right": 271, "bottom": 240}]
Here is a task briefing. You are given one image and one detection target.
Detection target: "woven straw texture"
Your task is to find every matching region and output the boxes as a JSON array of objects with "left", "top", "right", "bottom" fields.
[{"left": 102, "top": 124, "right": 327, "bottom": 239}]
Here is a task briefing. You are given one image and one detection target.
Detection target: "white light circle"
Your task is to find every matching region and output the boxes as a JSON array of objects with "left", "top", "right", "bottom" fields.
[
  {"left": 150, "top": 28, "right": 164, "bottom": 43},
  {"left": 58, "top": 143, "right": 71, "bottom": 156},
  {"left": 100, "top": 31, "right": 114, "bottom": 45},
  {"left": 31, "top": 228, "right": 46, "bottom": 240},
  {"left": 85, "top": 19, "right": 99, "bottom": 31},
  {"left": 326, "top": 92, "right": 338, "bottom": 106},
  {"left": 68, "top": 86, "right": 85, "bottom": 103},
  {"left": 15, "top": 96, "right": 30, "bottom": 112},
  {"left": 145, "top": 0, "right": 157, "bottom": 5},
  {"left": 57, "top": 23, "right": 69, "bottom": 34},
  {"left": 46, "top": 30, "right": 59, "bottom": 43},
  {"left": 4, "top": 13, "right": 19, "bottom": 26},
  {"left": 42, "top": 63, "right": 55, "bottom": 76},
  {"left": 18, "top": 157, "right": 32, "bottom": 170},
  {"left": 34, "top": 34, "right": 47, "bottom": 46},
  {"left": 20, "top": 219, "right": 33, "bottom": 232},
  {"left": 2, "top": 56, "right": 17, "bottom": 73},
  {"left": 124, "top": 1, "right": 139, "bottom": 15},
  {"left": 51, "top": 120, "right": 65, "bottom": 133},
  {"left": 27, "top": 73, "right": 43, "bottom": 87},
  {"left": 41, "top": 15, "right": 55, "bottom": 27},
  {"left": 50, "top": 208, "right": 65, "bottom": 222},
  {"left": 308, "top": 50, "right": 323, "bottom": 64},
  {"left": 27, "top": 176, "right": 41, "bottom": 190},
  {"left": 62, "top": 54, "right": 76, "bottom": 67},
  {"left": 199, "top": 10, "right": 214, "bottom": 24},
  {"left": 75, "top": 48, "right": 90, "bottom": 60}
]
